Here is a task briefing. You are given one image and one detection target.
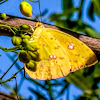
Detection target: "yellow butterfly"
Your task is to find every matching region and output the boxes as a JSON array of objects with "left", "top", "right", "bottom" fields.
[{"left": 24, "top": 22, "right": 98, "bottom": 80}]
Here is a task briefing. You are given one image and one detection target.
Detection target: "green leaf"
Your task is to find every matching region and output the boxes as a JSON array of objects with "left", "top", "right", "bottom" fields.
[
  {"left": 77, "top": 0, "right": 83, "bottom": 18},
  {"left": 62, "top": 0, "right": 75, "bottom": 18},
  {"left": 57, "top": 83, "right": 69, "bottom": 97},
  {"left": 46, "top": 80, "right": 53, "bottom": 100},
  {"left": 2, "top": 83, "right": 16, "bottom": 95},
  {"left": 63, "top": 0, "right": 73, "bottom": 11},
  {"left": 94, "top": 88, "right": 100, "bottom": 95},
  {"left": 50, "top": 14, "right": 89, "bottom": 32},
  {"left": 92, "top": 0, "right": 100, "bottom": 17},
  {"left": 77, "top": 95, "right": 99, "bottom": 100},
  {"left": 92, "top": 62, "right": 100, "bottom": 78},
  {"left": 28, "top": 78, "right": 48, "bottom": 91},
  {"left": 88, "top": 2, "right": 94, "bottom": 21},
  {"left": 28, "top": 87, "right": 47, "bottom": 100},
  {"left": 83, "top": 66, "right": 95, "bottom": 77},
  {"left": 66, "top": 69, "right": 94, "bottom": 91},
  {"left": 77, "top": 88, "right": 100, "bottom": 100},
  {"left": 84, "top": 27, "right": 100, "bottom": 39}
]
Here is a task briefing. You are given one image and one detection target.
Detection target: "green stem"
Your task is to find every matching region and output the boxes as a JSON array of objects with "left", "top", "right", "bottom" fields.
[
  {"left": 0, "top": 0, "right": 8, "bottom": 4},
  {"left": 0, "top": 45, "right": 23, "bottom": 52},
  {"left": 67, "top": 85, "right": 70, "bottom": 100},
  {"left": 0, "top": 57, "right": 19, "bottom": 80},
  {"left": 0, "top": 67, "right": 24, "bottom": 84},
  {"left": 0, "top": 24, "right": 16, "bottom": 35},
  {"left": 17, "top": 77, "right": 24, "bottom": 92},
  {"left": 29, "top": 0, "right": 40, "bottom": 2},
  {"left": 15, "top": 77, "right": 19, "bottom": 100},
  {"left": 47, "top": 80, "right": 53, "bottom": 100},
  {"left": 11, "top": 26, "right": 18, "bottom": 32}
]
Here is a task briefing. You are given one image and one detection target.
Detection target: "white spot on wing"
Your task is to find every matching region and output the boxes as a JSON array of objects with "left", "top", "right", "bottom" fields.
[
  {"left": 68, "top": 42, "right": 74, "bottom": 50},
  {"left": 49, "top": 55, "right": 57, "bottom": 60}
]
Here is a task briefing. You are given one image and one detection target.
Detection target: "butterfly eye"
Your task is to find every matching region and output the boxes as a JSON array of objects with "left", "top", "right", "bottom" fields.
[{"left": 68, "top": 42, "right": 74, "bottom": 50}]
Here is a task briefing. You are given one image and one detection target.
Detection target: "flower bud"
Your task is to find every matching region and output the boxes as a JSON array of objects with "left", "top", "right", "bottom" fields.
[
  {"left": 22, "top": 38, "right": 29, "bottom": 46},
  {"left": 12, "top": 36, "right": 22, "bottom": 46},
  {"left": 20, "top": 24, "right": 30, "bottom": 31},
  {"left": 19, "top": 50, "right": 31, "bottom": 63},
  {"left": 28, "top": 51, "right": 38, "bottom": 60},
  {"left": 26, "top": 60, "right": 36, "bottom": 71},
  {"left": 25, "top": 45, "right": 35, "bottom": 51},
  {"left": 20, "top": 34, "right": 25, "bottom": 39},
  {"left": 0, "top": 13, "right": 6, "bottom": 20},
  {"left": 29, "top": 42, "right": 39, "bottom": 50},
  {"left": 20, "top": 1, "right": 32, "bottom": 17},
  {"left": 24, "top": 35, "right": 31, "bottom": 40},
  {"left": 21, "top": 34, "right": 30, "bottom": 40},
  {"left": 33, "top": 51, "right": 39, "bottom": 56}
]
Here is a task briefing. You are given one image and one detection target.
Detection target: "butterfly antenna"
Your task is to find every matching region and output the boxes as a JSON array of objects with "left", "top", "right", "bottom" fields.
[
  {"left": 38, "top": 0, "right": 42, "bottom": 22},
  {"left": 32, "top": 11, "right": 40, "bottom": 22}
]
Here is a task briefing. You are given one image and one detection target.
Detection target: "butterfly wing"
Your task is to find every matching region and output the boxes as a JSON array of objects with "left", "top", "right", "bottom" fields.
[
  {"left": 44, "top": 28, "right": 98, "bottom": 72},
  {"left": 25, "top": 26, "right": 97, "bottom": 80}
]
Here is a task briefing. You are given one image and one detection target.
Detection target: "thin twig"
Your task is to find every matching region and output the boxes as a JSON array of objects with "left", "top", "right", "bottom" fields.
[
  {"left": 0, "top": 0, "right": 8, "bottom": 4},
  {"left": 0, "top": 91, "right": 17, "bottom": 100},
  {"left": 0, "top": 67, "right": 23, "bottom": 84},
  {"left": 29, "top": 0, "right": 40, "bottom": 3},
  {"left": 0, "top": 57, "right": 19, "bottom": 80},
  {"left": 67, "top": 85, "right": 70, "bottom": 100},
  {"left": 0, "top": 24, "right": 16, "bottom": 35},
  {"left": 15, "top": 77, "right": 19, "bottom": 100},
  {"left": 0, "top": 45, "right": 22, "bottom": 52},
  {"left": 0, "top": 15, "right": 100, "bottom": 54},
  {"left": 17, "top": 77, "right": 24, "bottom": 92}
]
